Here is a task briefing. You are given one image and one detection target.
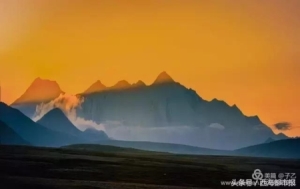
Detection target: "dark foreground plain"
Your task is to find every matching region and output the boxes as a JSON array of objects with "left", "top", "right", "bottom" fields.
[{"left": 0, "top": 145, "right": 300, "bottom": 189}]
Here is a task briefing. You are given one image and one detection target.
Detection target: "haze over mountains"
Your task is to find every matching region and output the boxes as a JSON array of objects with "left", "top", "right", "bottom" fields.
[
  {"left": 0, "top": 100, "right": 299, "bottom": 158},
  {"left": 9, "top": 72, "right": 288, "bottom": 150},
  {"left": 36, "top": 108, "right": 109, "bottom": 141},
  {"left": 37, "top": 108, "right": 84, "bottom": 136},
  {"left": 0, "top": 102, "right": 83, "bottom": 147},
  {"left": 0, "top": 102, "right": 110, "bottom": 147},
  {"left": 70, "top": 138, "right": 300, "bottom": 159}
]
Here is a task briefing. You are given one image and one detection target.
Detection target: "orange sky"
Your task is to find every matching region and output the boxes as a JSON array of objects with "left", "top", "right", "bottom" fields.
[{"left": 0, "top": 0, "right": 299, "bottom": 136}]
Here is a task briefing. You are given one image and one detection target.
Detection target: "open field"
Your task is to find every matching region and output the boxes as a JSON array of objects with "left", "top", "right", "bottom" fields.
[{"left": 0, "top": 145, "right": 299, "bottom": 189}]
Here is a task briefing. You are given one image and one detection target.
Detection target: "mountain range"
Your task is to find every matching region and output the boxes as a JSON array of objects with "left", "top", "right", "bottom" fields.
[
  {"left": 10, "top": 72, "right": 288, "bottom": 150},
  {"left": 77, "top": 72, "right": 287, "bottom": 149},
  {"left": 0, "top": 102, "right": 109, "bottom": 147},
  {"left": 1, "top": 100, "right": 299, "bottom": 159}
]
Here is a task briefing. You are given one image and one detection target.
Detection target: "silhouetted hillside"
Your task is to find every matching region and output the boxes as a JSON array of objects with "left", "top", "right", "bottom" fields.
[
  {"left": 96, "top": 140, "right": 230, "bottom": 155},
  {"left": 63, "top": 144, "right": 160, "bottom": 154},
  {"left": 0, "top": 102, "right": 85, "bottom": 147},
  {"left": 0, "top": 120, "right": 29, "bottom": 145},
  {"left": 82, "top": 128, "right": 109, "bottom": 141},
  {"left": 37, "top": 108, "right": 82, "bottom": 136},
  {"left": 37, "top": 108, "right": 109, "bottom": 141}
]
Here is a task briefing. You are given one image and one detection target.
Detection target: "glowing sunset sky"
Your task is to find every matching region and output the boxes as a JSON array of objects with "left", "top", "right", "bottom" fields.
[{"left": 0, "top": 0, "right": 299, "bottom": 136}]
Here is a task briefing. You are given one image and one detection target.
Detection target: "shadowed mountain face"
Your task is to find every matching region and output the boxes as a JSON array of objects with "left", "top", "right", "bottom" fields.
[
  {"left": 0, "top": 102, "right": 84, "bottom": 147},
  {"left": 36, "top": 108, "right": 109, "bottom": 141},
  {"left": 83, "top": 80, "right": 107, "bottom": 94},
  {"left": 0, "top": 120, "right": 29, "bottom": 145},
  {"left": 77, "top": 72, "right": 285, "bottom": 150},
  {"left": 82, "top": 128, "right": 109, "bottom": 141},
  {"left": 37, "top": 108, "right": 82, "bottom": 136}
]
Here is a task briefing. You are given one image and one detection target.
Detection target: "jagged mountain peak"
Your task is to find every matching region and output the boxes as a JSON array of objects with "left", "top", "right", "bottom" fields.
[
  {"left": 83, "top": 80, "right": 107, "bottom": 94},
  {"left": 230, "top": 104, "right": 243, "bottom": 113},
  {"left": 246, "top": 115, "right": 262, "bottom": 125},
  {"left": 231, "top": 104, "right": 238, "bottom": 108},
  {"left": 32, "top": 77, "right": 60, "bottom": 87},
  {"left": 12, "top": 77, "right": 63, "bottom": 105},
  {"left": 95, "top": 80, "right": 104, "bottom": 85},
  {"left": 153, "top": 71, "right": 175, "bottom": 84},
  {"left": 37, "top": 108, "right": 81, "bottom": 136},
  {"left": 275, "top": 132, "right": 289, "bottom": 140},
  {"left": 210, "top": 98, "right": 228, "bottom": 105},
  {"left": 41, "top": 108, "right": 66, "bottom": 119},
  {"left": 132, "top": 80, "right": 146, "bottom": 87},
  {"left": 111, "top": 80, "right": 131, "bottom": 90}
]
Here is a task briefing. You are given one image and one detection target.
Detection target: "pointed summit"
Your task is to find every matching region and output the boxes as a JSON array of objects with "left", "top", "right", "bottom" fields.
[
  {"left": 110, "top": 80, "right": 131, "bottom": 90},
  {"left": 132, "top": 80, "right": 146, "bottom": 88},
  {"left": 247, "top": 115, "right": 262, "bottom": 126},
  {"left": 153, "top": 71, "right": 174, "bottom": 84},
  {"left": 12, "top": 77, "right": 63, "bottom": 105},
  {"left": 40, "top": 108, "right": 67, "bottom": 120},
  {"left": 83, "top": 80, "right": 106, "bottom": 94},
  {"left": 37, "top": 108, "right": 81, "bottom": 136}
]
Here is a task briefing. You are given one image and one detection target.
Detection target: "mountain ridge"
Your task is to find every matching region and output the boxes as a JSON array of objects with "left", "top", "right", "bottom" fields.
[
  {"left": 77, "top": 81, "right": 285, "bottom": 149},
  {"left": 83, "top": 80, "right": 107, "bottom": 94},
  {"left": 9, "top": 72, "right": 288, "bottom": 150}
]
